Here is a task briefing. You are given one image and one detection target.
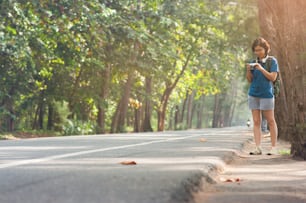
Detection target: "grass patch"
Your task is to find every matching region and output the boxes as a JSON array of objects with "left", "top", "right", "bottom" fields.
[
  {"left": 278, "top": 149, "right": 291, "bottom": 156},
  {"left": 0, "top": 130, "right": 60, "bottom": 140},
  {"left": 0, "top": 134, "right": 18, "bottom": 140}
]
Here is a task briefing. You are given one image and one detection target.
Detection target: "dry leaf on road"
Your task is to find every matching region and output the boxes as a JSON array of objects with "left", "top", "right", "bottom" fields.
[
  {"left": 120, "top": 161, "right": 137, "bottom": 165},
  {"left": 220, "top": 177, "right": 241, "bottom": 183}
]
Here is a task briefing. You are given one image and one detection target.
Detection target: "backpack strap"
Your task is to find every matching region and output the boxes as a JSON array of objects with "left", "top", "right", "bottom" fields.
[{"left": 266, "top": 56, "right": 273, "bottom": 72}]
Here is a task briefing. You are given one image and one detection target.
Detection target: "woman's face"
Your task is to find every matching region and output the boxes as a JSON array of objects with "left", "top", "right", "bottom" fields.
[{"left": 254, "top": 45, "right": 266, "bottom": 59}]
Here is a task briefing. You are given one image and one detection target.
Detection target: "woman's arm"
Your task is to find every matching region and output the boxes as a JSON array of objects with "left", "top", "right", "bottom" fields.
[
  {"left": 246, "top": 64, "right": 253, "bottom": 83},
  {"left": 255, "top": 64, "right": 278, "bottom": 81}
]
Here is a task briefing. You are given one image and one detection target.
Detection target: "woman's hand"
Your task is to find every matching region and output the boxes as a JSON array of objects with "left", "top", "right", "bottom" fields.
[
  {"left": 246, "top": 64, "right": 252, "bottom": 72},
  {"left": 253, "top": 63, "right": 277, "bottom": 82},
  {"left": 254, "top": 63, "right": 265, "bottom": 71}
]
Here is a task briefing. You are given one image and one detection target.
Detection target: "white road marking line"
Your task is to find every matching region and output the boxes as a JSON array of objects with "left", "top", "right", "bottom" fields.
[{"left": 0, "top": 134, "right": 200, "bottom": 169}]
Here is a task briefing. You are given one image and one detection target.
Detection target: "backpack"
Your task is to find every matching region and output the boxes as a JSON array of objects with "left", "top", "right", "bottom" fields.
[{"left": 266, "top": 56, "right": 281, "bottom": 97}]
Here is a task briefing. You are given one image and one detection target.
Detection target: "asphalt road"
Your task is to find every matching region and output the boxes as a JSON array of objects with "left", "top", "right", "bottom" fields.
[{"left": 0, "top": 127, "right": 251, "bottom": 203}]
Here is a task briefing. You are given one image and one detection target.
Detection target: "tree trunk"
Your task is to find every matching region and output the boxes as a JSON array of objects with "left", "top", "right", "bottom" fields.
[
  {"left": 133, "top": 95, "right": 142, "bottom": 132},
  {"left": 257, "top": 0, "right": 306, "bottom": 159},
  {"left": 97, "top": 106, "right": 106, "bottom": 133},
  {"left": 6, "top": 101, "right": 14, "bottom": 132},
  {"left": 180, "top": 91, "right": 189, "bottom": 124},
  {"left": 223, "top": 102, "right": 231, "bottom": 127},
  {"left": 47, "top": 103, "right": 54, "bottom": 130},
  {"left": 212, "top": 94, "right": 221, "bottom": 128},
  {"left": 38, "top": 101, "right": 44, "bottom": 130},
  {"left": 168, "top": 107, "right": 174, "bottom": 130},
  {"left": 67, "top": 66, "right": 84, "bottom": 119},
  {"left": 111, "top": 99, "right": 121, "bottom": 133},
  {"left": 224, "top": 84, "right": 237, "bottom": 127},
  {"left": 197, "top": 95, "right": 205, "bottom": 129},
  {"left": 111, "top": 72, "right": 134, "bottom": 133},
  {"left": 142, "top": 77, "right": 153, "bottom": 132},
  {"left": 35, "top": 92, "right": 45, "bottom": 130},
  {"left": 117, "top": 73, "right": 134, "bottom": 132},
  {"left": 3, "top": 87, "right": 16, "bottom": 132},
  {"left": 97, "top": 64, "right": 111, "bottom": 134},
  {"left": 174, "top": 105, "right": 180, "bottom": 130},
  {"left": 134, "top": 108, "right": 141, "bottom": 132},
  {"left": 157, "top": 87, "right": 172, "bottom": 131},
  {"left": 32, "top": 104, "right": 39, "bottom": 130},
  {"left": 228, "top": 90, "right": 237, "bottom": 127},
  {"left": 186, "top": 91, "right": 195, "bottom": 129},
  {"left": 213, "top": 93, "right": 226, "bottom": 128},
  {"left": 190, "top": 102, "right": 197, "bottom": 129}
]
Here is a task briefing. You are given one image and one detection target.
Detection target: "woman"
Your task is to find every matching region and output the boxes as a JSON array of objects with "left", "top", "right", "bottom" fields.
[{"left": 246, "top": 37, "right": 279, "bottom": 155}]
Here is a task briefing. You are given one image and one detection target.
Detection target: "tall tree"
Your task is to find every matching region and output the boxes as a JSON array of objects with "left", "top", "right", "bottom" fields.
[{"left": 257, "top": 0, "right": 306, "bottom": 159}]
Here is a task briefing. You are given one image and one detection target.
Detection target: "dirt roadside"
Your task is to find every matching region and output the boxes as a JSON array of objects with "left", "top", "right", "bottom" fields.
[{"left": 193, "top": 136, "right": 306, "bottom": 203}]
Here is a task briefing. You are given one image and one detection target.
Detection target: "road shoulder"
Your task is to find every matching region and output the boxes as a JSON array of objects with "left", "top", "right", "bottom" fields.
[{"left": 193, "top": 137, "right": 306, "bottom": 203}]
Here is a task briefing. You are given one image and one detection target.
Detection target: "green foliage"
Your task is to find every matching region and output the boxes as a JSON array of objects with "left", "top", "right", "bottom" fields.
[
  {"left": 0, "top": 0, "right": 259, "bottom": 134},
  {"left": 62, "top": 120, "right": 96, "bottom": 136}
]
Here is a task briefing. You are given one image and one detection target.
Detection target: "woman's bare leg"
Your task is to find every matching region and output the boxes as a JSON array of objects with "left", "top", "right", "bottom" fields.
[
  {"left": 252, "top": 109, "right": 262, "bottom": 147},
  {"left": 263, "top": 110, "right": 278, "bottom": 147}
]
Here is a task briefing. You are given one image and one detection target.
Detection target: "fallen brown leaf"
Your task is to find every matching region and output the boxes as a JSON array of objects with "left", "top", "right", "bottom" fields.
[
  {"left": 225, "top": 178, "right": 235, "bottom": 183},
  {"left": 220, "top": 177, "right": 241, "bottom": 183},
  {"left": 120, "top": 161, "right": 137, "bottom": 165}
]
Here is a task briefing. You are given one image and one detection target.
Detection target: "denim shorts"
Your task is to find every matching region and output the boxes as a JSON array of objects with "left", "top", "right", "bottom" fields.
[{"left": 248, "top": 96, "right": 275, "bottom": 110}]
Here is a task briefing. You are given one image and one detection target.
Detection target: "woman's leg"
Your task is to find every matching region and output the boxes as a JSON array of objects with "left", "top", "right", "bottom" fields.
[
  {"left": 252, "top": 109, "right": 262, "bottom": 147},
  {"left": 263, "top": 110, "right": 278, "bottom": 147}
]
